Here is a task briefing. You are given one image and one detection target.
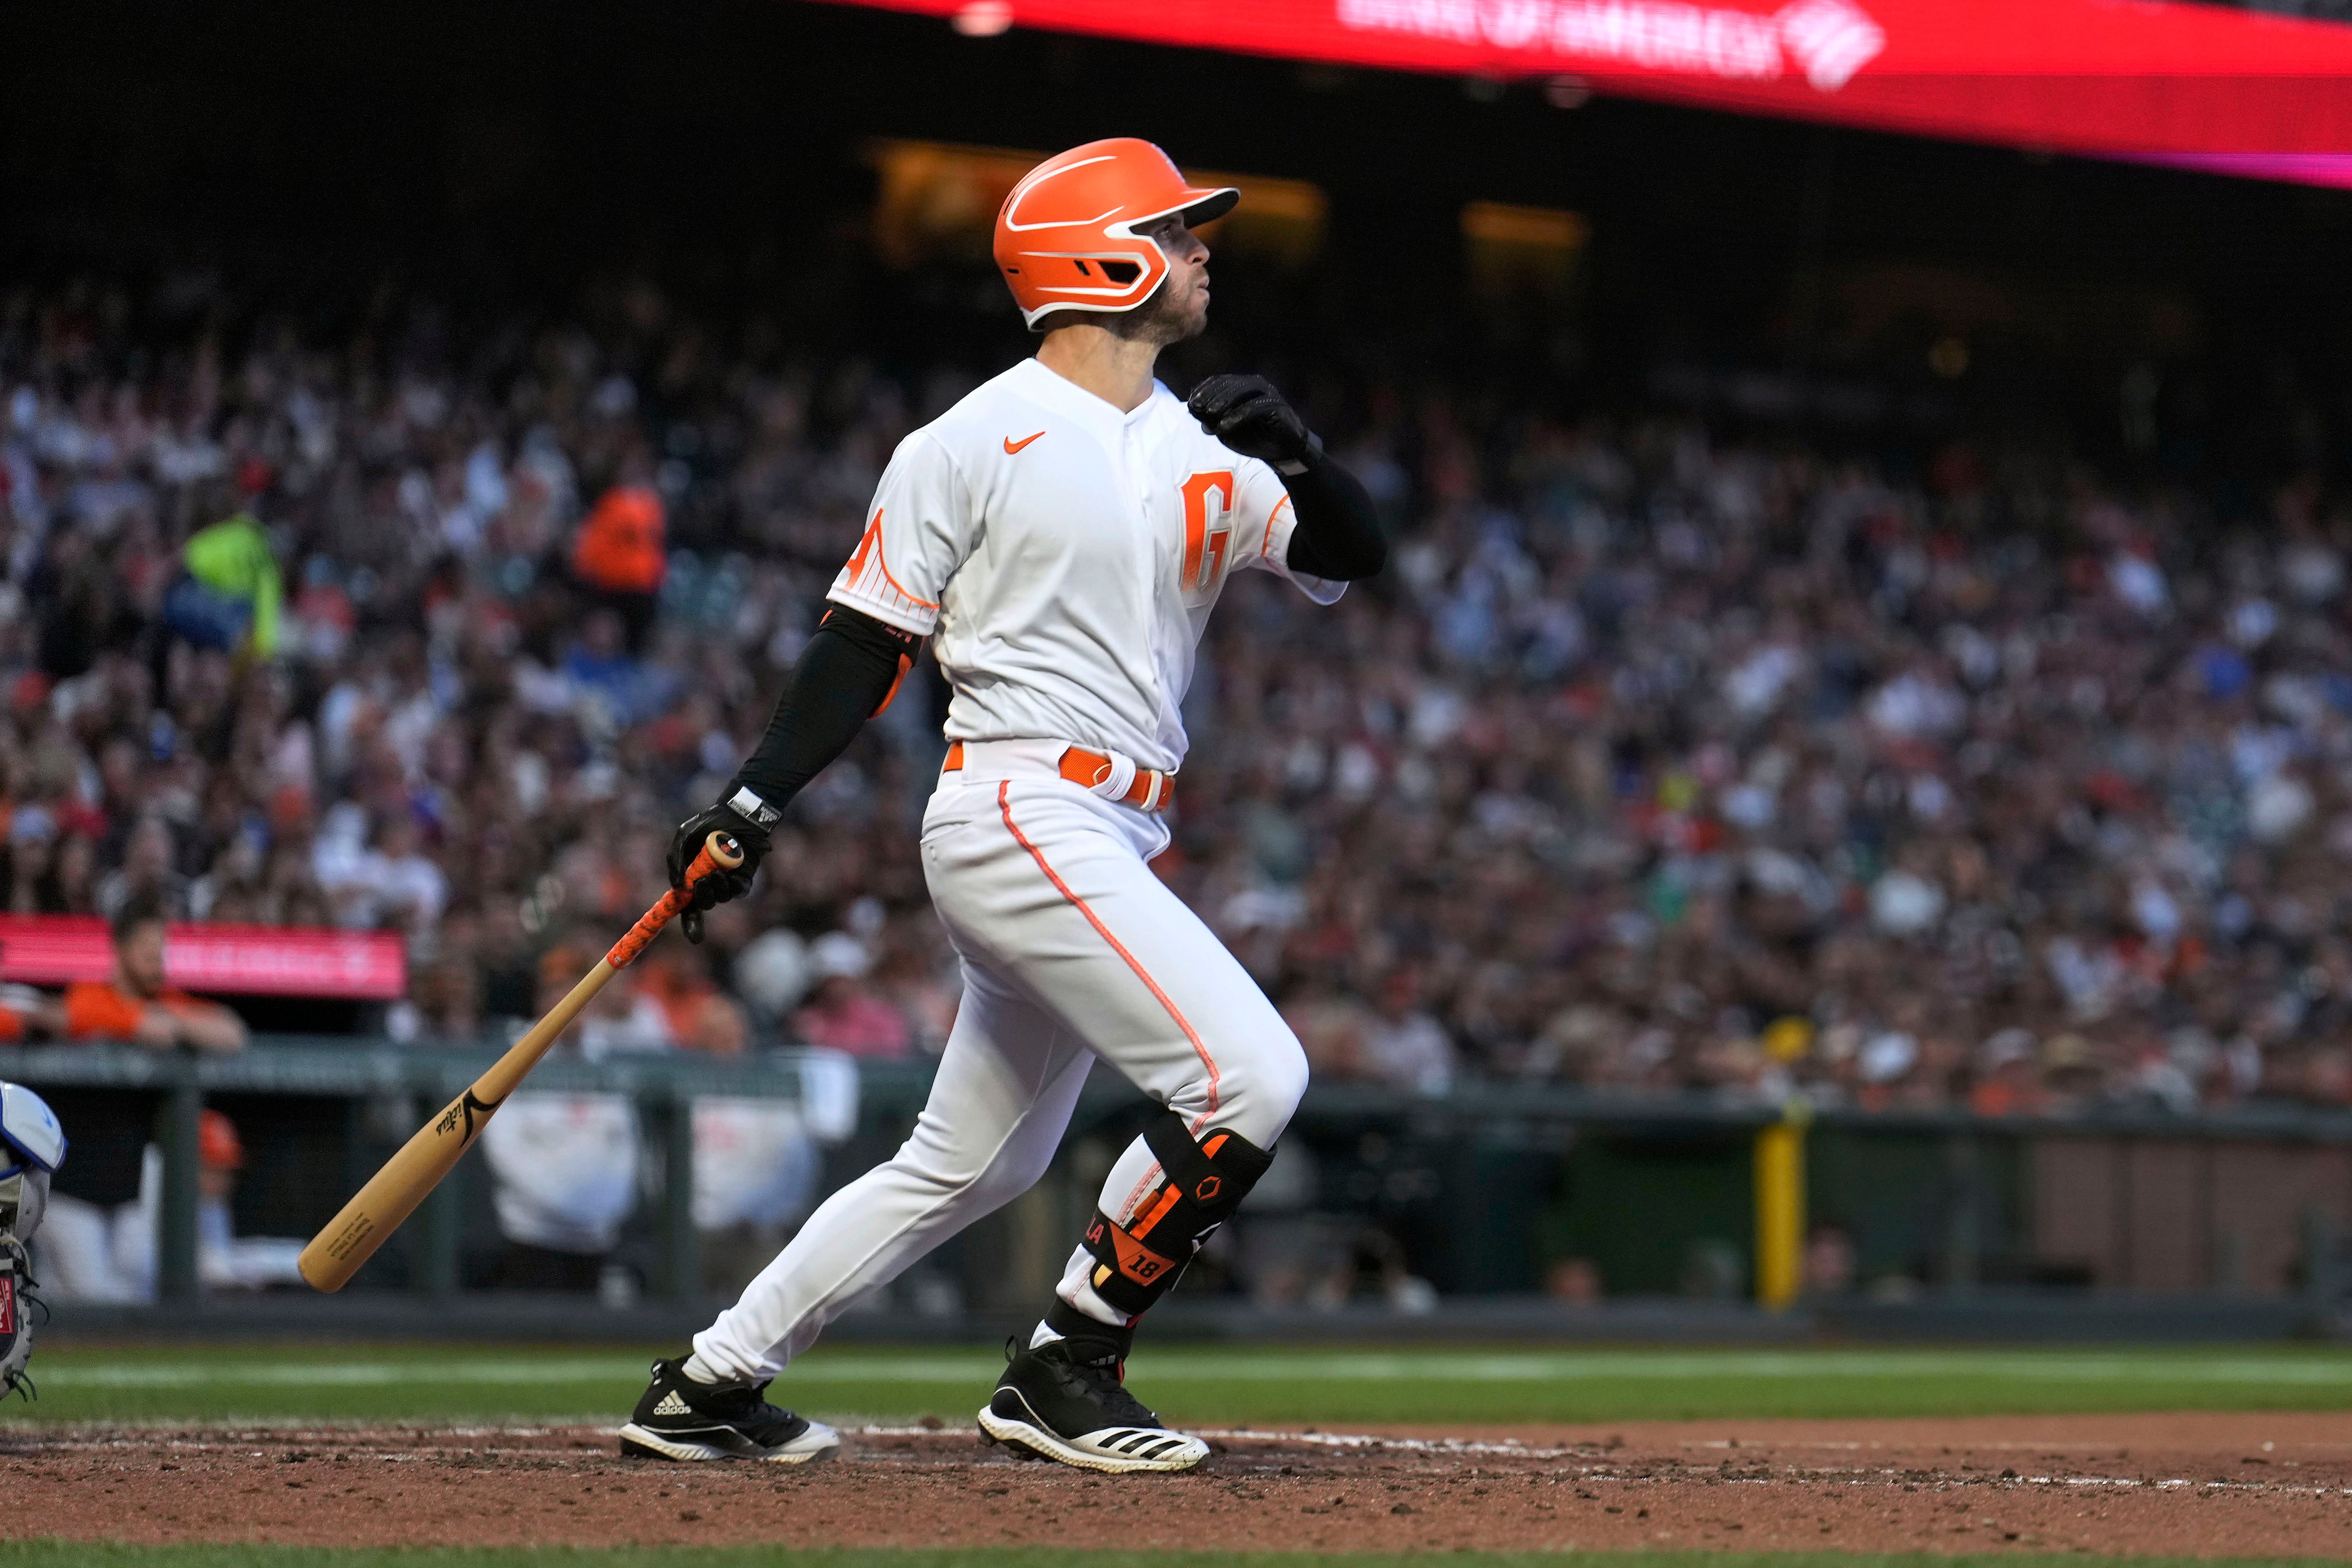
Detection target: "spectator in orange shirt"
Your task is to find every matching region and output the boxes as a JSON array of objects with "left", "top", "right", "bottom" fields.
[
  {"left": 39, "top": 893, "right": 247, "bottom": 1299},
  {"left": 0, "top": 983, "right": 61, "bottom": 1045},
  {"left": 641, "top": 946, "right": 751, "bottom": 1058},
  {"left": 1966, "top": 1029, "right": 2048, "bottom": 1119},
  {"left": 571, "top": 480, "right": 666, "bottom": 654},
  {"left": 61, "top": 893, "right": 248, "bottom": 1055}
]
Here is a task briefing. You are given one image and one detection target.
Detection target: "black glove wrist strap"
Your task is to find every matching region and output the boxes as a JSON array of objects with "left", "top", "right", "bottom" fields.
[{"left": 725, "top": 785, "right": 782, "bottom": 830}]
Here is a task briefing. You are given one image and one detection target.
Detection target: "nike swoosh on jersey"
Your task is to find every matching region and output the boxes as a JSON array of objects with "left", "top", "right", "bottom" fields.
[{"left": 1003, "top": 431, "right": 1046, "bottom": 454}]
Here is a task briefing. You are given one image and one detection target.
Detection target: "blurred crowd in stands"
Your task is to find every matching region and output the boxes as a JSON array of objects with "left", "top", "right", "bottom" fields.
[{"left": 5, "top": 271, "right": 2352, "bottom": 1123}]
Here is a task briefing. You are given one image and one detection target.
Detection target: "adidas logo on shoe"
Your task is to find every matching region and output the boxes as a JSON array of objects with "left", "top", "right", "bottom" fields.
[{"left": 651, "top": 1391, "right": 692, "bottom": 1417}]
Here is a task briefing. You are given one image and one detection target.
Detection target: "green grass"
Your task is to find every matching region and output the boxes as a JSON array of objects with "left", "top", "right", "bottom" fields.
[
  {"left": 5, "top": 1552, "right": 2347, "bottom": 1568},
  {"left": 10, "top": 1342, "right": 2352, "bottom": 1427}
]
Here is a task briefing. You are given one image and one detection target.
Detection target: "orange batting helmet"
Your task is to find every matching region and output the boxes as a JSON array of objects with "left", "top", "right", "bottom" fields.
[{"left": 994, "top": 138, "right": 1238, "bottom": 330}]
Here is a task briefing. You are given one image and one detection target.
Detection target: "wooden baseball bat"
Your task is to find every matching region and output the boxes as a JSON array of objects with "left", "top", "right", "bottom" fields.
[{"left": 297, "top": 831, "right": 744, "bottom": 1292}]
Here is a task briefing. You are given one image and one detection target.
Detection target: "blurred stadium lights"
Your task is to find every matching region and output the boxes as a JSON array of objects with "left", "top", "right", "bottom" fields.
[
  {"left": 867, "top": 139, "right": 1037, "bottom": 267},
  {"left": 1461, "top": 201, "right": 1589, "bottom": 302},
  {"left": 950, "top": 0, "right": 1012, "bottom": 36},
  {"left": 1543, "top": 74, "right": 1592, "bottom": 109},
  {"left": 868, "top": 138, "right": 1329, "bottom": 269},
  {"left": 1195, "top": 171, "right": 1329, "bottom": 267}
]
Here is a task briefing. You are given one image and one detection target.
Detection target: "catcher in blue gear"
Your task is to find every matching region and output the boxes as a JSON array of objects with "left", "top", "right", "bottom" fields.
[{"left": 0, "top": 1082, "right": 65, "bottom": 1398}]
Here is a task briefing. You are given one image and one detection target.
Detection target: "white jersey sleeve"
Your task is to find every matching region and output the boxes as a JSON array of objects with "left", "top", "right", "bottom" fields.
[
  {"left": 827, "top": 432, "right": 975, "bottom": 636},
  {"left": 1229, "top": 456, "right": 1347, "bottom": 606}
]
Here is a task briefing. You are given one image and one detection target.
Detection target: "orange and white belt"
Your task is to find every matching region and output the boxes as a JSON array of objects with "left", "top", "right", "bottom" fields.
[{"left": 941, "top": 738, "right": 1177, "bottom": 813}]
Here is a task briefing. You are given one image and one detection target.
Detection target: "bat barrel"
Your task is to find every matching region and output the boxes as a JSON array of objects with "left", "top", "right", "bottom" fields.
[{"left": 296, "top": 1086, "right": 482, "bottom": 1291}]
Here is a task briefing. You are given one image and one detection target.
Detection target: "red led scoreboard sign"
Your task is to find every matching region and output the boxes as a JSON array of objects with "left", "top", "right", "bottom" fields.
[
  {"left": 842, "top": 0, "right": 2352, "bottom": 178},
  {"left": 0, "top": 916, "right": 407, "bottom": 1001}
]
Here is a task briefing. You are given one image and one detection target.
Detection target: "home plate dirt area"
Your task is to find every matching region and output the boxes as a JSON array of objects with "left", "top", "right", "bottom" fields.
[{"left": 8, "top": 1412, "right": 2351, "bottom": 1556}]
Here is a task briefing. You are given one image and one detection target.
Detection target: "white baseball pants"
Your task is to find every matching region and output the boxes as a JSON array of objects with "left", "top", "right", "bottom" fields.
[{"left": 691, "top": 759, "right": 1309, "bottom": 1383}]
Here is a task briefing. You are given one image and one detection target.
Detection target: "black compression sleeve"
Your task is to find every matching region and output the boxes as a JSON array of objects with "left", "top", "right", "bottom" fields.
[
  {"left": 1282, "top": 449, "right": 1388, "bottom": 581},
  {"left": 731, "top": 605, "right": 920, "bottom": 807}
]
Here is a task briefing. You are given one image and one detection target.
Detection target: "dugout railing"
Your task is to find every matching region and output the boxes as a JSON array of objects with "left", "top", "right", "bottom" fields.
[{"left": 7, "top": 1039, "right": 2351, "bottom": 1319}]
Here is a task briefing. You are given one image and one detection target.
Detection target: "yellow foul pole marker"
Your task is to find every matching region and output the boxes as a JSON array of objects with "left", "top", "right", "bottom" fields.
[{"left": 1753, "top": 1101, "right": 1809, "bottom": 1310}]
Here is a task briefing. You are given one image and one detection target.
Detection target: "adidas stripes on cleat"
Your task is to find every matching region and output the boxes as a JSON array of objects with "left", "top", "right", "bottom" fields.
[
  {"left": 976, "top": 1337, "right": 1208, "bottom": 1474},
  {"left": 619, "top": 1356, "right": 840, "bottom": 1464}
]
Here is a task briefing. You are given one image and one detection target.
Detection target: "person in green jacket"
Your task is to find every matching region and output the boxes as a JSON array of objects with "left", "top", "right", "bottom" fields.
[{"left": 164, "top": 513, "right": 281, "bottom": 660}]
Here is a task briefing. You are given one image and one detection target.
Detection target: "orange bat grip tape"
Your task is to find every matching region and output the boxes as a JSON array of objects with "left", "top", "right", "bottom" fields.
[{"left": 604, "top": 834, "right": 739, "bottom": 969}]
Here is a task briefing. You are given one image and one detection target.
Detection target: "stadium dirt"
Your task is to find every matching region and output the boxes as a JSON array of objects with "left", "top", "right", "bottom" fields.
[{"left": 6, "top": 1413, "right": 2351, "bottom": 1557}]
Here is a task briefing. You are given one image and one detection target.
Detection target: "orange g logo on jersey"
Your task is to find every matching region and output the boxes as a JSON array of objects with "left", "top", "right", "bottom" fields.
[{"left": 1180, "top": 470, "right": 1235, "bottom": 595}]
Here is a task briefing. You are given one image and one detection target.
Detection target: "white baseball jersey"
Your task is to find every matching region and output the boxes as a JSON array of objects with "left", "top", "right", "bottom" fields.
[
  {"left": 827, "top": 356, "right": 1345, "bottom": 773},
  {"left": 695, "top": 355, "right": 1341, "bottom": 1388}
]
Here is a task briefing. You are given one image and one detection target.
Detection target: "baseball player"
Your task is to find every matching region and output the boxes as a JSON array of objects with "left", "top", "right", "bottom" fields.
[
  {"left": 1, "top": 1082, "right": 66, "bottom": 1398},
  {"left": 619, "top": 138, "right": 1385, "bottom": 1473}
]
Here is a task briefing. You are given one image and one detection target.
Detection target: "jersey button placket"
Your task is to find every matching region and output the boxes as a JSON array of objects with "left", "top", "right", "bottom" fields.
[
  {"left": 1128, "top": 425, "right": 1164, "bottom": 588},
  {"left": 1135, "top": 426, "right": 1176, "bottom": 724}
]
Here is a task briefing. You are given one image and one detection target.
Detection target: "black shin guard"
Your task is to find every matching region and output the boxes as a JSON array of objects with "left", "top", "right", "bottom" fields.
[{"left": 1078, "top": 1110, "right": 1274, "bottom": 1318}]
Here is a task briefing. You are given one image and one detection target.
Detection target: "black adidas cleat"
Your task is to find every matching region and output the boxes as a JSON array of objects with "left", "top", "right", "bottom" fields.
[
  {"left": 976, "top": 1336, "right": 1208, "bottom": 1473},
  {"left": 619, "top": 1356, "right": 840, "bottom": 1464}
]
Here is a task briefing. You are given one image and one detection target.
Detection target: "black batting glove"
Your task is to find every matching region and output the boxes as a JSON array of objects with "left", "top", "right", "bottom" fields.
[
  {"left": 1187, "top": 374, "right": 1325, "bottom": 475},
  {"left": 668, "top": 789, "right": 774, "bottom": 943}
]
